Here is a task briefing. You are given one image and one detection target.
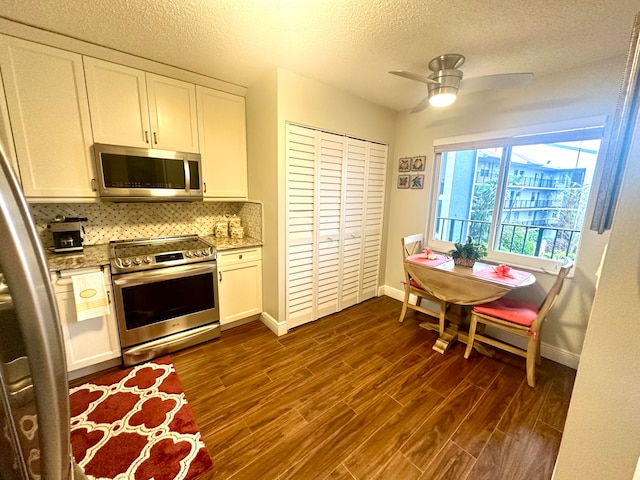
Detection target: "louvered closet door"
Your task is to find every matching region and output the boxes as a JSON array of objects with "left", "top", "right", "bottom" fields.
[
  {"left": 316, "top": 132, "right": 344, "bottom": 318},
  {"left": 286, "top": 125, "right": 317, "bottom": 328},
  {"left": 286, "top": 124, "right": 388, "bottom": 329},
  {"left": 360, "top": 143, "right": 388, "bottom": 300},
  {"left": 340, "top": 139, "right": 366, "bottom": 310}
]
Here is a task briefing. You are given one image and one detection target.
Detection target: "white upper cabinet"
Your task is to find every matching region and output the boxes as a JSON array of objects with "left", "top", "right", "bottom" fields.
[
  {"left": 0, "top": 72, "right": 19, "bottom": 178},
  {"left": 0, "top": 35, "right": 96, "bottom": 199},
  {"left": 83, "top": 58, "right": 150, "bottom": 148},
  {"left": 146, "top": 73, "right": 199, "bottom": 152},
  {"left": 84, "top": 57, "right": 199, "bottom": 153},
  {"left": 196, "top": 86, "right": 247, "bottom": 198}
]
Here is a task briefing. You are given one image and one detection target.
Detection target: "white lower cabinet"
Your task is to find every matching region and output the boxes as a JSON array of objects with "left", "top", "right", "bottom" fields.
[
  {"left": 217, "top": 247, "right": 263, "bottom": 326},
  {"left": 51, "top": 267, "right": 121, "bottom": 373}
]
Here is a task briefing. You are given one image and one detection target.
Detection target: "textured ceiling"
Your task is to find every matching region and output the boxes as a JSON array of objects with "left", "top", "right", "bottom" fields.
[{"left": 1, "top": 0, "right": 639, "bottom": 112}]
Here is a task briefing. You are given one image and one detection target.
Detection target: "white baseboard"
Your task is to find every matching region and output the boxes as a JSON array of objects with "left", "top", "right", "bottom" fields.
[
  {"left": 382, "top": 284, "right": 579, "bottom": 369},
  {"left": 487, "top": 328, "right": 580, "bottom": 369},
  {"left": 261, "top": 311, "right": 288, "bottom": 336},
  {"left": 384, "top": 285, "right": 441, "bottom": 311},
  {"left": 68, "top": 357, "right": 122, "bottom": 381},
  {"left": 220, "top": 314, "right": 261, "bottom": 331},
  {"left": 385, "top": 284, "right": 409, "bottom": 302}
]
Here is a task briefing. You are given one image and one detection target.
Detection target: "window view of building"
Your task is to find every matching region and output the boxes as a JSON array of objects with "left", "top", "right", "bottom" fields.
[{"left": 432, "top": 134, "right": 601, "bottom": 262}]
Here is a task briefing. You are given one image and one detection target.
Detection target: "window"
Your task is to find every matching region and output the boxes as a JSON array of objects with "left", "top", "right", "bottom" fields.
[{"left": 429, "top": 124, "right": 603, "bottom": 269}]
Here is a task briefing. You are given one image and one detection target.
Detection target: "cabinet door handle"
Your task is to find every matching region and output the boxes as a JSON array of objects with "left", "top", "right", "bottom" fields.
[
  {"left": 90, "top": 178, "right": 97, "bottom": 192},
  {"left": 144, "top": 131, "right": 150, "bottom": 144},
  {"left": 219, "top": 271, "right": 222, "bottom": 282},
  {"left": 153, "top": 132, "right": 158, "bottom": 145},
  {"left": 203, "top": 182, "right": 207, "bottom": 193},
  {"left": 106, "top": 291, "right": 111, "bottom": 305},
  {"left": 239, "top": 254, "right": 243, "bottom": 260}
]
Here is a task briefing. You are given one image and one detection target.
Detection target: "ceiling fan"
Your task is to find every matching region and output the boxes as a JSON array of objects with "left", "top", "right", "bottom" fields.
[{"left": 389, "top": 53, "right": 533, "bottom": 112}]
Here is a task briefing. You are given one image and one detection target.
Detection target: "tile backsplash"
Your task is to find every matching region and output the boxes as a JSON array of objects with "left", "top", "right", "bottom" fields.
[{"left": 30, "top": 201, "right": 262, "bottom": 247}]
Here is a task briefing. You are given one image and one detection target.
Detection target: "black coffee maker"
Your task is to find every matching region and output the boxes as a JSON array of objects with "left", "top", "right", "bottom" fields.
[{"left": 49, "top": 215, "right": 87, "bottom": 253}]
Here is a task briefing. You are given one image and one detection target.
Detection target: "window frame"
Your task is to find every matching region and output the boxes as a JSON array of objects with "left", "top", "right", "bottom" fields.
[{"left": 427, "top": 118, "right": 605, "bottom": 272}]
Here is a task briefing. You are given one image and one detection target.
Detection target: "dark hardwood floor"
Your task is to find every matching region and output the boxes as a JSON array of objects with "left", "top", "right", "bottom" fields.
[
  {"left": 72, "top": 295, "right": 575, "bottom": 479},
  {"left": 165, "top": 295, "right": 576, "bottom": 480}
]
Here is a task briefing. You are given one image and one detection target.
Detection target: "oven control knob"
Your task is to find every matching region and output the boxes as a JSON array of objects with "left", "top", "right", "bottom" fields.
[
  {"left": 185, "top": 250, "right": 194, "bottom": 258},
  {"left": 121, "top": 258, "right": 132, "bottom": 267},
  {"left": 202, "top": 249, "right": 210, "bottom": 257},
  {"left": 194, "top": 250, "right": 201, "bottom": 257},
  {"left": 133, "top": 257, "right": 142, "bottom": 265},
  {"left": 143, "top": 256, "right": 152, "bottom": 264}
]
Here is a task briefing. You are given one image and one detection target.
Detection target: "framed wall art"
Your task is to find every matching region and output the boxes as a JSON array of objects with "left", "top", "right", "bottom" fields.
[
  {"left": 399, "top": 157, "right": 411, "bottom": 172},
  {"left": 398, "top": 175, "right": 410, "bottom": 189},
  {"left": 410, "top": 174, "right": 424, "bottom": 189},
  {"left": 411, "top": 156, "right": 426, "bottom": 171}
]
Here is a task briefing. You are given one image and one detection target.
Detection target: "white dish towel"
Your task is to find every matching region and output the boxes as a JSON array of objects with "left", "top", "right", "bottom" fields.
[{"left": 71, "top": 271, "right": 110, "bottom": 321}]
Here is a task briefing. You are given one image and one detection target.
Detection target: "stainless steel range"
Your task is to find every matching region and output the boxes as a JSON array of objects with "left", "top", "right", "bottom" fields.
[{"left": 110, "top": 235, "right": 220, "bottom": 367}]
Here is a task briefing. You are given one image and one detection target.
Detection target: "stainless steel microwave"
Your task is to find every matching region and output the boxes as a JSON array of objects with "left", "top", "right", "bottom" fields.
[{"left": 93, "top": 143, "right": 203, "bottom": 201}]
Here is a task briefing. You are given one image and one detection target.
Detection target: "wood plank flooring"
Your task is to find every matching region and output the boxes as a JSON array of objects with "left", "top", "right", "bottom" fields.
[{"left": 86, "top": 295, "right": 577, "bottom": 479}]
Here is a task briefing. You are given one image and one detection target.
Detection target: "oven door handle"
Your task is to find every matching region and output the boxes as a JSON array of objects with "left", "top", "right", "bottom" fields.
[{"left": 112, "top": 263, "right": 217, "bottom": 287}]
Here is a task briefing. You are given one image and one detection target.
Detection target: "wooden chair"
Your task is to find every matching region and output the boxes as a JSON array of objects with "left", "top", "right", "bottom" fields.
[
  {"left": 398, "top": 233, "right": 448, "bottom": 335},
  {"left": 464, "top": 259, "right": 574, "bottom": 387}
]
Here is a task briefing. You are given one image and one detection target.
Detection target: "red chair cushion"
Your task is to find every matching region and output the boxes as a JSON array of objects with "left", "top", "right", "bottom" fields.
[
  {"left": 473, "top": 298, "right": 539, "bottom": 327},
  {"left": 409, "top": 278, "right": 423, "bottom": 289}
]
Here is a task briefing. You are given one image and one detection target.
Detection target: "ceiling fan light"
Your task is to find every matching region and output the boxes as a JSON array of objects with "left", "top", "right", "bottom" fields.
[
  {"left": 429, "top": 93, "right": 457, "bottom": 107},
  {"left": 427, "top": 68, "right": 462, "bottom": 107}
]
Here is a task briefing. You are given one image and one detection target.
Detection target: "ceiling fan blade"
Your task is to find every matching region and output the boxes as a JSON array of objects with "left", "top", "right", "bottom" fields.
[
  {"left": 460, "top": 73, "right": 534, "bottom": 93},
  {"left": 410, "top": 96, "right": 430, "bottom": 113},
  {"left": 389, "top": 70, "right": 440, "bottom": 85}
]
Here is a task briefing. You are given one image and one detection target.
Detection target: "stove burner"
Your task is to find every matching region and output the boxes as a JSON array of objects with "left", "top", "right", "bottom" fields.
[{"left": 110, "top": 235, "right": 216, "bottom": 273}]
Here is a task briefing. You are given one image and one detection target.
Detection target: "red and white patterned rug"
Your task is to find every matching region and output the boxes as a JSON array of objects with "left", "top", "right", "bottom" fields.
[{"left": 69, "top": 356, "right": 212, "bottom": 480}]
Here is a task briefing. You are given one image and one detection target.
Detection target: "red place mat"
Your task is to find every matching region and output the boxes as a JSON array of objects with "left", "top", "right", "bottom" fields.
[
  {"left": 406, "top": 254, "right": 452, "bottom": 268},
  {"left": 473, "top": 265, "right": 533, "bottom": 286}
]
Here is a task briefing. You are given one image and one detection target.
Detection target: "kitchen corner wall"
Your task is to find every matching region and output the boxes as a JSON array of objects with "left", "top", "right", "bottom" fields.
[{"left": 29, "top": 201, "right": 263, "bottom": 247}]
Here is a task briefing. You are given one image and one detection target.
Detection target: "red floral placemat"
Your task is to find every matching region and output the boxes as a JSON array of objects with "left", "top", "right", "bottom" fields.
[
  {"left": 406, "top": 254, "right": 452, "bottom": 268},
  {"left": 473, "top": 265, "right": 533, "bottom": 286}
]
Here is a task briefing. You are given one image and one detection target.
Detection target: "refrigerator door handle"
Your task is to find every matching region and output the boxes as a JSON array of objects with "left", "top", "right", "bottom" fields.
[{"left": 0, "top": 146, "right": 72, "bottom": 479}]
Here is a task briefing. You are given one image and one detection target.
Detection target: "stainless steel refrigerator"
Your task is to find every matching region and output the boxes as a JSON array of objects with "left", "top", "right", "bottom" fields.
[{"left": 0, "top": 146, "right": 85, "bottom": 479}]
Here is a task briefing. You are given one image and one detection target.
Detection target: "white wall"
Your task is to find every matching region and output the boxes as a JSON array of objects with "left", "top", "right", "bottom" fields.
[
  {"left": 275, "top": 69, "right": 397, "bottom": 145},
  {"left": 246, "top": 70, "right": 279, "bottom": 318},
  {"left": 553, "top": 88, "right": 640, "bottom": 480},
  {"left": 383, "top": 56, "right": 622, "bottom": 363}
]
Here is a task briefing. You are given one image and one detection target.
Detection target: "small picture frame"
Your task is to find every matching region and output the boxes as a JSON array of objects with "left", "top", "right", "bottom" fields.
[
  {"left": 399, "top": 157, "right": 411, "bottom": 172},
  {"left": 411, "top": 156, "right": 426, "bottom": 171},
  {"left": 410, "top": 174, "right": 424, "bottom": 189},
  {"left": 397, "top": 175, "right": 410, "bottom": 189}
]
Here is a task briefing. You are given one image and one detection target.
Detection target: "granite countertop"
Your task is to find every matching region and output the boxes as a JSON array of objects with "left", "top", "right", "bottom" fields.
[
  {"left": 45, "top": 236, "right": 263, "bottom": 272},
  {"left": 45, "top": 244, "right": 111, "bottom": 272},
  {"left": 200, "top": 235, "right": 262, "bottom": 251}
]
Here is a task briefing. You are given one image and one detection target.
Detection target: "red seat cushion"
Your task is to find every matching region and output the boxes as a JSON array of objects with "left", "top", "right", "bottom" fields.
[
  {"left": 409, "top": 278, "right": 423, "bottom": 289},
  {"left": 473, "top": 298, "right": 539, "bottom": 327}
]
